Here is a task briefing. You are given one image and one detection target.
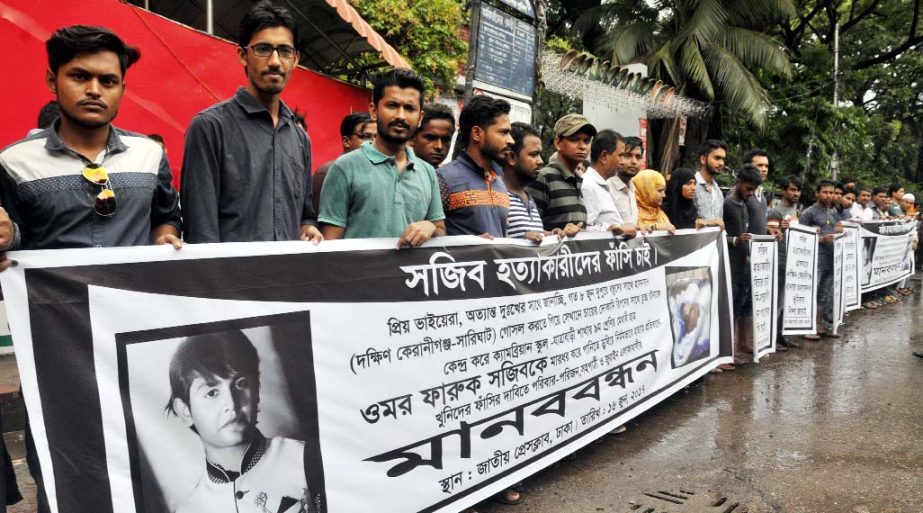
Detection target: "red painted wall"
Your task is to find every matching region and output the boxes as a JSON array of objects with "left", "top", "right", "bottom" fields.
[{"left": 0, "top": 0, "right": 371, "bottom": 186}]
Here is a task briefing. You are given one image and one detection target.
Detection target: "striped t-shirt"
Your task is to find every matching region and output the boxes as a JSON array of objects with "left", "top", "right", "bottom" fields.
[
  {"left": 524, "top": 162, "right": 586, "bottom": 230},
  {"left": 507, "top": 191, "right": 544, "bottom": 238}
]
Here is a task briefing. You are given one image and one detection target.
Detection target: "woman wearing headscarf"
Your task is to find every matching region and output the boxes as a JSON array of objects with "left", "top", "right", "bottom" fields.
[
  {"left": 663, "top": 168, "right": 699, "bottom": 229},
  {"left": 632, "top": 169, "right": 676, "bottom": 233},
  {"left": 664, "top": 167, "right": 726, "bottom": 230}
]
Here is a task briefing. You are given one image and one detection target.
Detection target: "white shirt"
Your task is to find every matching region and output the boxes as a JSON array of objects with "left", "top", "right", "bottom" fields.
[
  {"left": 693, "top": 171, "right": 724, "bottom": 220},
  {"left": 851, "top": 202, "right": 874, "bottom": 222},
  {"left": 606, "top": 174, "right": 638, "bottom": 224},
  {"left": 582, "top": 167, "right": 624, "bottom": 232},
  {"left": 175, "top": 436, "right": 308, "bottom": 513}
]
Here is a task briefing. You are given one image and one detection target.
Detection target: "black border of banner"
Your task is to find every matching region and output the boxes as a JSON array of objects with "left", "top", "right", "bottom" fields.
[
  {"left": 19, "top": 232, "right": 729, "bottom": 513},
  {"left": 115, "top": 311, "right": 326, "bottom": 513},
  {"left": 749, "top": 237, "right": 777, "bottom": 357}
]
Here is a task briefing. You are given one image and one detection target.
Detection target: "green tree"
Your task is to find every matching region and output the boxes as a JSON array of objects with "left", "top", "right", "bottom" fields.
[
  {"left": 724, "top": 0, "right": 923, "bottom": 195},
  {"left": 349, "top": 0, "right": 468, "bottom": 94},
  {"left": 567, "top": 0, "right": 794, "bottom": 172}
]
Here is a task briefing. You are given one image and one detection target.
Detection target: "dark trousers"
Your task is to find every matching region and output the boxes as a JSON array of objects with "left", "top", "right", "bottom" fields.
[
  {"left": 24, "top": 408, "right": 50, "bottom": 513},
  {"left": 0, "top": 414, "right": 23, "bottom": 512}
]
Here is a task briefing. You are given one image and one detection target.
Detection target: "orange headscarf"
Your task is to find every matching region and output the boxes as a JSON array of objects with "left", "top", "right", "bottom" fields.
[{"left": 632, "top": 169, "right": 671, "bottom": 229}]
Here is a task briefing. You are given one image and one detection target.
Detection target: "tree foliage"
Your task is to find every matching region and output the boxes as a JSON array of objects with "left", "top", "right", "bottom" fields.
[
  {"left": 568, "top": 0, "right": 795, "bottom": 127},
  {"left": 723, "top": 0, "right": 923, "bottom": 195},
  {"left": 349, "top": 0, "right": 467, "bottom": 94}
]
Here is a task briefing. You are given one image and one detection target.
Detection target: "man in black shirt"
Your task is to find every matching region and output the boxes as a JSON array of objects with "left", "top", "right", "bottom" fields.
[
  {"left": 723, "top": 164, "right": 763, "bottom": 365},
  {"left": 181, "top": 1, "right": 323, "bottom": 244}
]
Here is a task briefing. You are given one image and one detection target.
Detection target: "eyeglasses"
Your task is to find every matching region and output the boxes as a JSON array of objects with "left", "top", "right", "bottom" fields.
[
  {"left": 82, "top": 164, "right": 116, "bottom": 216},
  {"left": 351, "top": 132, "right": 376, "bottom": 141},
  {"left": 245, "top": 43, "right": 297, "bottom": 60}
]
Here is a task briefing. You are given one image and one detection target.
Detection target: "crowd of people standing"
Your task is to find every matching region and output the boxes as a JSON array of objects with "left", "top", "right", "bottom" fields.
[{"left": 0, "top": 0, "right": 919, "bottom": 511}]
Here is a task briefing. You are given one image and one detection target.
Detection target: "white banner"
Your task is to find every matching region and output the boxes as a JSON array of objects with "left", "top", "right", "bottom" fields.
[
  {"left": 860, "top": 219, "right": 917, "bottom": 292},
  {"left": 832, "top": 233, "right": 845, "bottom": 335},
  {"left": 841, "top": 223, "right": 862, "bottom": 312},
  {"left": 0, "top": 231, "right": 733, "bottom": 513},
  {"left": 782, "top": 224, "right": 819, "bottom": 336},
  {"left": 749, "top": 236, "right": 778, "bottom": 361}
]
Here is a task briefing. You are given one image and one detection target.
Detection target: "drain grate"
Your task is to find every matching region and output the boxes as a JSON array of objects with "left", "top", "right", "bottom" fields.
[{"left": 625, "top": 488, "right": 748, "bottom": 513}]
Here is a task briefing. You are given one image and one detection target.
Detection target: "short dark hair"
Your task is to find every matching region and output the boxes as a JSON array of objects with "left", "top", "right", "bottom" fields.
[
  {"left": 37, "top": 101, "right": 60, "bottom": 129},
  {"left": 624, "top": 136, "right": 644, "bottom": 154},
  {"left": 843, "top": 187, "right": 858, "bottom": 197},
  {"left": 165, "top": 330, "right": 260, "bottom": 416},
  {"left": 736, "top": 164, "right": 762, "bottom": 186},
  {"left": 857, "top": 185, "right": 872, "bottom": 194},
  {"left": 816, "top": 179, "right": 836, "bottom": 192},
  {"left": 697, "top": 139, "right": 728, "bottom": 157},
  {"left": 778, "top": 176, "right": 802, "bottom": 191},
  {"left": 841, "top": 176, "right": 856, "bottom": 185},
  {"left": 238, "top": 0, "right": 300, "bottom": 48},
  {"left": 458, "top": 95, "right": 511, "bottom": 148},
  {"left": 510, "top": 122, "right": 540, "bottom": 156},
  {"left": 339, "top": 112, "right": 372, "bottom": 137},
  {"left": 872, "top": 186, "right": 888, "bottom": 196},
  {"left": 833, "top": 180, "right": 844, "bottom": 192},
  {"left": 590, "top": 129, "right": 625, "bottom": 162},
  {"left": 372, "top": 68, "right": 425, "bottom": 107},
  {"left": 420, "top": 103, "right": 455, "bottom": 131},
  {"left": 46, "top": 25, "right": 140, "bottom": 76},
  {"left": 148, "top": 133, "right": 164, "bottom": 144},
  {"left": 292, "top": 109, "right": 307, "bottom": 130},
  {"left": 742, "top": 148, "right": 769, "bottom": 165},
  {"left": 888, "top": 182, "right": 904, "bottom": 195}
]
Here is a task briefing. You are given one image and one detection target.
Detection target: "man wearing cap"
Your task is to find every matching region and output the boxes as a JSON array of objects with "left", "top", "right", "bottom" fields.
[{"left": 525, "top": 114, "right": 596, "bottom": 231}]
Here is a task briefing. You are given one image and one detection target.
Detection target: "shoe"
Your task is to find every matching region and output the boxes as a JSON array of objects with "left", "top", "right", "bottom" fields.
[
  {"left": 718, "top": 363, "right": 736, "bottom": 371},
  {"left": 884, "top": 295, "right": 898, "bottom": 303},
  {"left": 611, "top": 425, "right": 627, "bottom": 434},
  {"left": 803, "top": 334, "right": 820, "bottom": 341},
  {"left": 914, "top": 351, "right": 923, "bottom": 359}
]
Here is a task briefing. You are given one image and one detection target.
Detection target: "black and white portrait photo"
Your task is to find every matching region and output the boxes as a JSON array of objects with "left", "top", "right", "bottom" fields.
[{"left": 116, "top": 311, "right": 325, "bottom": 513}]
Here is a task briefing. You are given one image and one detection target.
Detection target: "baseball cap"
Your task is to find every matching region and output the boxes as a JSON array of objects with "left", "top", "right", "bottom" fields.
[{"left": 554, "top": 114, "right": 597, "bottom": 138}]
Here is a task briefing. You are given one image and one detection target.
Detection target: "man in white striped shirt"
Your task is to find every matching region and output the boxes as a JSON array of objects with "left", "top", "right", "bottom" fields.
[{"left": 502, "top": 122, "right": 581, "bottom": 242}]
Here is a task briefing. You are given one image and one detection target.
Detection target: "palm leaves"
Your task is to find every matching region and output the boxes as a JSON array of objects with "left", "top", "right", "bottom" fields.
[{"left": 579, "top": 0, "right": 793, "bottom": 128}]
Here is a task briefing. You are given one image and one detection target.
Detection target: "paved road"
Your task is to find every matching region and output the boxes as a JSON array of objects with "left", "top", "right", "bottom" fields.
[
  {"left": 5, "top": 284, "right": 923, "bottom": 513},
  {"left": 476, "top": 285, "right": 923, "bottom": 513}
]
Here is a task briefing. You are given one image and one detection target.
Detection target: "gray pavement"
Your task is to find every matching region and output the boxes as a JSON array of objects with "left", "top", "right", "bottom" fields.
[
  {"left": 477, "top": 286, "right": 923, "bottom": 513},
  {"left": 3, "top": 285, "right": 923, "bottom": 513}
]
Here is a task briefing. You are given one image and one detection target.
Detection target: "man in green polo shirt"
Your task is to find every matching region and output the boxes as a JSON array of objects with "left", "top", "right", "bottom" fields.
[{"left": 318, "top": 69, "right": 446, "bottom": 248}]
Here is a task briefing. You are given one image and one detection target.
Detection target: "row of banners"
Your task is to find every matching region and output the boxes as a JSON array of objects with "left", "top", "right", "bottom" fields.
[{"left": 0, "top": 219, "right": 914, "bottom": 513}]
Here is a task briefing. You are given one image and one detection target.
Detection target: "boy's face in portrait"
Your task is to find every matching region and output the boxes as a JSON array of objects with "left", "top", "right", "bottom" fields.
[{"left": 175, "top": 372, "right": 259, "bottom": 451}]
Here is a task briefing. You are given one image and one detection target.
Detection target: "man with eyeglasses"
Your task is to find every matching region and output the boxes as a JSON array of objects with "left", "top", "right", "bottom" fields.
[
  {"left": 311, "top": 112, "right": 374, "bottom": 214},
  {"left": 0, "top": 24, "right": 182, "bottom": 513},
  {"left": 181, "top": 0, "right": 323, "bottom": 244}
]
